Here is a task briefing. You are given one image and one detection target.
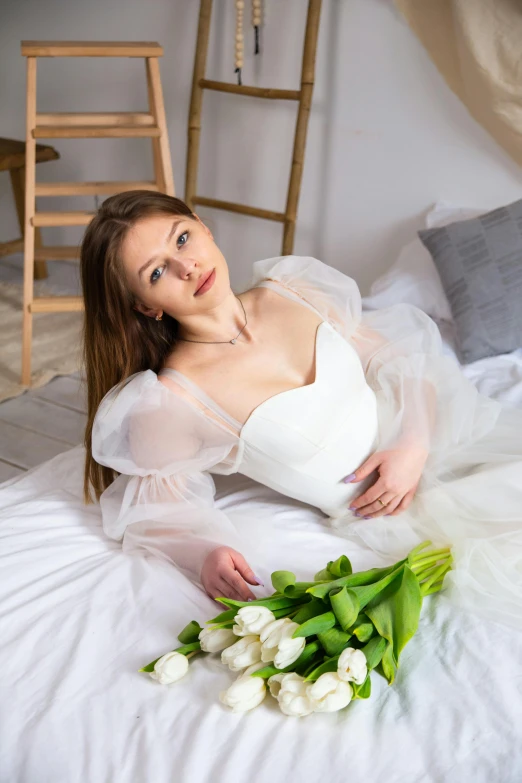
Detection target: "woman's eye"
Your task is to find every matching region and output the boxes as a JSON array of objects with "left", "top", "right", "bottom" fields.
[
  {"left": 177, "top": 230, "right": 189, "bottom": 247},
  {"left": 150, "top": 267, "right": 163, "bottom": 284}
]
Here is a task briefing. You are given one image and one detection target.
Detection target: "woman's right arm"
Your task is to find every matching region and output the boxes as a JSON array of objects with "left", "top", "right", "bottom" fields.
[{"left": 91, "top": 370, "right": 260, "bottom": 600}]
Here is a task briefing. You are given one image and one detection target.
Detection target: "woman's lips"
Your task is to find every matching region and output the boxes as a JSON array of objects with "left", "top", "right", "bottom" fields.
[{"left": 195, "top": 268, "right": 216, "bottom": 295}]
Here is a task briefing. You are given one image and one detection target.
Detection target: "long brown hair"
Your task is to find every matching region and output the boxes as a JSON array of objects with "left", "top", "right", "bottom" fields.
[{"left": 80, "top": 190, "right": 196, "bottom": 505}]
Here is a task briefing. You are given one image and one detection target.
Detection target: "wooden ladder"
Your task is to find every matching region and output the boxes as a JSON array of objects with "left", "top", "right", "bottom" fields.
[
  {"left": 20, "top": 40, "right": 175, "bottom": 386},
  {"left": 185, "top": 0, "right": 322, "bottom": 257}
]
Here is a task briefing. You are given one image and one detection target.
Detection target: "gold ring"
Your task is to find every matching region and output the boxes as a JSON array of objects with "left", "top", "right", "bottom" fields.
[{"left": 377, "top": 498, "right": 386, "bottom": 507}]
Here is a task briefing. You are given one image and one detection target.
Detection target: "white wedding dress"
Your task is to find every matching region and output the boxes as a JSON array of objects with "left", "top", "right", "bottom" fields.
[{"left": 92, "top": 256, "right": 522, "bottom": 630}]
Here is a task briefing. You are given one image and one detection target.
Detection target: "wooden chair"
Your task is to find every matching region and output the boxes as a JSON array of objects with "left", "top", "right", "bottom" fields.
[
  {"left": 185, "top": 0, "right": 322, "bottom": 256},
  {"left": 20, "top": 40, "right": 175, "bottom": 386},
  {"left": 0, "top": 137, "right": 61, "bottom": 279}
]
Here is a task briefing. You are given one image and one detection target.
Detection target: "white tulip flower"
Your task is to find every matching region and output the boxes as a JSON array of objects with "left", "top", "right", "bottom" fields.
[
  {"left": 233, "top": 606, "right": 276, "bottom": 636},
  {"left": 306, "top": 672, "right": 353, "bottom": 713},
  {"left": 259, "top": 618, "right": 305, "bottom": 668},
  {"left": 221, "top": 635, "right": 262, "bottom": 672},
  {"left": 219, "top": 675, "right": 267, "bottom": 713},
  {"left": 237, "top": 660, "right": 267, "bottom": 679},
  {"left": 277, "top": 673, "right": 315, "bottom": 717},
  {"left": 267, "top": 673, "right": 285, "bottom": 698},
  {"left": 149, "top": 651, "right": 189, "bottom": 685},
  {"left": 337, "top": 647, "right": 368, "bottom": 685},
  {"left": 199, "top": 626, "right": 238, "bottom": 653}
]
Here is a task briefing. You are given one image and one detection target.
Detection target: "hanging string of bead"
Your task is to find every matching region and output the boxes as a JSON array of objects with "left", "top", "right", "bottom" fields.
[
  {"left": 235, "top": 1, "right": 263, "bottom": 83},
  {"left": 235, "top": 0, "right": 244, "bottom": 85},
  {"left": 252, "top": 0, "right": 262, "bottom": 55}
]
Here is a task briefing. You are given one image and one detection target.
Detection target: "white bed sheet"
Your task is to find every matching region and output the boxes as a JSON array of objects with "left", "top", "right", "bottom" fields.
[
  {"left": 437, "top": 319, "right": 522, "bottom": 408},
  {"left": 1, "top": 425, "right": 522, "bottom": 783}
]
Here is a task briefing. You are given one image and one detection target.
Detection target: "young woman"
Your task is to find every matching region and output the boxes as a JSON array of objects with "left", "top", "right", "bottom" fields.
[{"left": 84, "top": 191, "right": 522, "bottom": 628}]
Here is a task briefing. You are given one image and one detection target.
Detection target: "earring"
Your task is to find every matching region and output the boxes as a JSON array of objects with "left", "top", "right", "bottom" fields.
[{"left": 155, "top": 313, "right": 163, "bottom": 321}]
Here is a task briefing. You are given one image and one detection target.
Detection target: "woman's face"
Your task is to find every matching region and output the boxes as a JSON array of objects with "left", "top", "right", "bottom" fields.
[{"left": 121, "top": 213, "right": 231, "bottom": 319}]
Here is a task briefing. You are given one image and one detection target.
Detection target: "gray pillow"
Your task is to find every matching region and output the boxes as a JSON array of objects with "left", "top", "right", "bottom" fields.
[{"left": 418, "top": 199, "right": 522, "bottom": 364}]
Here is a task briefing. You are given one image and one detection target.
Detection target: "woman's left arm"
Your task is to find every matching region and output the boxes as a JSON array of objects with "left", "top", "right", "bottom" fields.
[
  {"left": 344, "top": 442, "right": 429, "bottom": 519},
  {"left": 344, "top": 323, "right": 438, "bottom": 519}
]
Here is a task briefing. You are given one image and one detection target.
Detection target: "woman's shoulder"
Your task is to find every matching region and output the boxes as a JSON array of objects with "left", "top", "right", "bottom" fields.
[
  {"left": 94, "top": 369, "right": 159, "bottom": 430},
  {"left": 92, "top": 368, "right": 236, "bottom": 476},
  {"left": 250, "top": 254, "right": 332, "bottom": 286},
  {"left": 249, "top": 254, "right": 362, "bottom": 332}
]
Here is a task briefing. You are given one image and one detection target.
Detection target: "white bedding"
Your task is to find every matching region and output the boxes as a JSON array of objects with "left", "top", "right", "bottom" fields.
[
  {"left": 2, "top": 356, "right": 522, "bottom": 782},
  {"left": 2, "top": 223, "right": 522, "bottom": 782}
]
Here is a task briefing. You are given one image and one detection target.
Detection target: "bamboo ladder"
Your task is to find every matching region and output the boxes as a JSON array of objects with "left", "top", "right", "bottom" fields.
[
  {"left": 20, "top": 41, "right": 175, "bottom": 386},
  {"left": 185, "top": 0, "right": 322, "bottom": 256}
]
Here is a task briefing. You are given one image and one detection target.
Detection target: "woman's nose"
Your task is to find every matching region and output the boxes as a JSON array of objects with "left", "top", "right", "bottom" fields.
[{"left": 173, "top": 258, "right": 197, "bottom": 279}]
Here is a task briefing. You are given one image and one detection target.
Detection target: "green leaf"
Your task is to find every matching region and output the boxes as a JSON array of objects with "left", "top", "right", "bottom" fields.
[
  {"left": 292, "top": 610, "right": 337, "bottom": 638},
  {"left": 317, "top": 627, "right": 352, "bottom": 657},
  {"left": 273, "top": 605, "right": 307, "bottom": 619},
  {"left": 250, "top": 641, "right": 321, "bottom": 679},
  {"left": 139, "top": 657, "right": 162, "bottom": 673},
  {"left": 365, "top": 565, "right": 422, "bottom": 664},
  {"left": 377, "top": 642, "right": 397, "bottom": 685},
  {"left": 327, "top": 554, "right": 353, "bottom": 578},
  {"left": 138, "top": 641, "right": 201, "bottom": 672},
  {"left": 353, "top": 622, "right": 374, "bottom": 643},
  {"left": 348, "top": 567, "right": 405, "bottom": 612},
  {"left": 306, "top": 561, "right": 407, "bottom": 601},
  {"left": 177, "top": 620, "right": 203, "bottom": 645},
  {"left": 361, "top": 636, "right": 386, "bottom": 670},
  {"left": 206, "top": 608, "right": 238, "bottom": 624},
  {"left": 304, "top": 655, "right": 340, "bottom": 682},
  {"left": 216, "top": 595, "right": 303, "bottom": 611},
  {"left": 348, "top": 613, "right": 375, "bottom": 643},
  {"left": 271, "top": 572, "right": 320, "bottom": 599},
  {"left": 303, "top": 657, "right": 325, "bottom": 678},
  {"left": 271, "top": 570, "right": 297, "bottom": 594},
  {"left": 352, "top": 674, "right": 372, "bottom": 700},
  {"left": 329, "top": 586, "right": 360, "bottom": 631},
  {"left": 292, "top": 598, "right": 328, "bottom": 625},
  {"left": 314, "top": 568, "right": 332, "bottom": 581}
]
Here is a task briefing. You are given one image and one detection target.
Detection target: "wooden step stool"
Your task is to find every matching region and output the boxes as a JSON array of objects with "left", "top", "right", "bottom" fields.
[
  {"left": 20, "top": 40, "right": 175, "bottom": 386},
  {"left": 0, "top": 137, "right": 60, "bottom": 279}
]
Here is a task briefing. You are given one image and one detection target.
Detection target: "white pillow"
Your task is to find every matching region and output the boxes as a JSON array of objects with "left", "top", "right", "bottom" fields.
[{"left": 362, "top": 202, "right": 484, "bottom": 322}]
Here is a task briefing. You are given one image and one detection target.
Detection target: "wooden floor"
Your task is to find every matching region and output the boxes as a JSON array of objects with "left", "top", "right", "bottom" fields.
[
  {"left": 0, "top": 372, "right": 87, "bottom": 483},
  {"left": 0, "top": 253, "right": 86, "bottom": 483}
]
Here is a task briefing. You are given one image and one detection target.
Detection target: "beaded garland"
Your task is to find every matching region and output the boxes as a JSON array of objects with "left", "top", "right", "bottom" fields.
[{"left": 235, "top": 0, "right": 263, "bottom": 85}]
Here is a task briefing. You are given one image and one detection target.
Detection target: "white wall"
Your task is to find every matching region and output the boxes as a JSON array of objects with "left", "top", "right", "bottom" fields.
[{"left": 2, "top": 0, "right": 522, "bottom": 294}]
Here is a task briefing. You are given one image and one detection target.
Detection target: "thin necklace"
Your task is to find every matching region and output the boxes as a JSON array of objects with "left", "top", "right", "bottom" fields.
[{"left": 177, "top": 295, "right": 247, "bottom": 345}]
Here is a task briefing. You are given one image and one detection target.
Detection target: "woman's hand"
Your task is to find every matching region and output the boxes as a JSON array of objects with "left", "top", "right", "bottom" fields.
[
  {"left": 201, "top": 546, "right": 262, "bottom": 602},
  {"left": 344, "top": 445, "right": 428, "bottom": 519}
]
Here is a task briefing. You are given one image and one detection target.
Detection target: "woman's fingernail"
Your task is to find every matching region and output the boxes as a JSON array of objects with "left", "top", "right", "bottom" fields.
[
  {"left": 247, "top": 598, "right": 254, "bottom": 602},
  {"left": 343, "top": 473, "right": 356, "bottom": 483},
  {"left": 254, "top": 574, "right": 264, "bottom": 586},
  {"left": 363, "top": 516, "right": 371, "bottom": 519},
  {"left": 349, "top": 505, "right": 357, "bottom": 511}
]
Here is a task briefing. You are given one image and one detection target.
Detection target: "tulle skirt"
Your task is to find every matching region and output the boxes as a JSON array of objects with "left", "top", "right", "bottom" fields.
[{"left": 330, "top": 404, "right": 522, "bottom": 631}]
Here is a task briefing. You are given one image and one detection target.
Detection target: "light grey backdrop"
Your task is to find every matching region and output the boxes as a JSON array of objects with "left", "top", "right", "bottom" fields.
[{"left": 2, "top": 0, "right": 522, "bottom": 294}]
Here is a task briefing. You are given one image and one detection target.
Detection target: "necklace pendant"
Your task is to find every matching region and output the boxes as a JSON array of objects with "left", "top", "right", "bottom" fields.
[{"left": 230, "top": 338, "right": 237, "bottom": 345}]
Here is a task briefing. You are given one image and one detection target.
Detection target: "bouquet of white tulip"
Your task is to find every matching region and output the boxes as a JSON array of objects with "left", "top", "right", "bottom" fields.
[{"left": 140, "top": 540, "right": 452, "bottom": 717}]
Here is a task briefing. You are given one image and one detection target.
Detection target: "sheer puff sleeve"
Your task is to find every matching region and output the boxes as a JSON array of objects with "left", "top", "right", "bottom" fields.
[
  {"left": 251, "top": 255, "right": 502, "bottom": 482},
  {"left": 91, "top": 370, "right": 248, "bottom": 587}
]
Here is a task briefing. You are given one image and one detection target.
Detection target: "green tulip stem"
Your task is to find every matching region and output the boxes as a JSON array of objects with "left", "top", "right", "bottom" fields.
[
  {"left": 414, "top": 557, "right": 451, "bottom": 582},
  {"left": 411, "top": 549, "right": 451, "bottom": 572},
  {"left": 407, "top": 540, "right": 433, "bottom": 559},
  {"left": 420, "top": 560, "right": 453, "bottom": 596},
  {"left": 422, "top": 579, "right": 445, "bottom": 596}
]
